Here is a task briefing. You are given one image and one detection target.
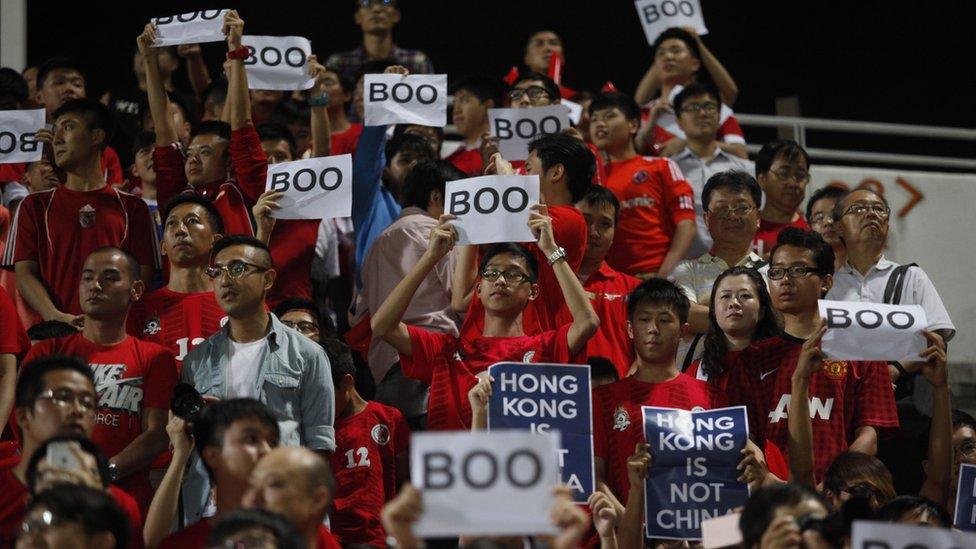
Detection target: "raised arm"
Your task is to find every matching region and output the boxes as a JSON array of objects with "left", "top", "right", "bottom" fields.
[
  {"left": 685, "top": 27, "right": 739, "bottom": 106},
  {"left": 918, "top": 331, "right": 952, "bottom": 505},
  {"left": 144, "top": 414, "right": 194, "bottom": 549},
  {"left": 223, "top": 10, "right": 251, "bottom": 131},
  {"left": 787, "top": 321, "right": 826, "bottom": 488},
  {"left": 138, "top": 25, "right": 179, "bottom": 146},
  {"left": 177, "top": 44, "right": 213, "bottom": 101},
  {"left": 634, "top": 62, "right": 661, "bottom": 106},
  {"left": 308, "top": 55, "right": 332, "bottom": 158},
  {"left": 618, "top": 443, "right": 651, "bottom": 549},
  {"left": 450, "top": 244, "right": 478, "bottom": 316}
]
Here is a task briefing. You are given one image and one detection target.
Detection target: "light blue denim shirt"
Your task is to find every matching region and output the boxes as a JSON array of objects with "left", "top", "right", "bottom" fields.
[{"left": 179, "top": 313, "right": 335, "bottom": 523}]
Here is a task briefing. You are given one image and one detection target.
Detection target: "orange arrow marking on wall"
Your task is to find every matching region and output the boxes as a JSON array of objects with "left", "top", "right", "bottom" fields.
[{"left": 896, "top": 177, "right": 923, "bottom": 218}]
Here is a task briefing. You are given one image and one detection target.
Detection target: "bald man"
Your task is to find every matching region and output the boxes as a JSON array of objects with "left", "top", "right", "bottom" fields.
[{"left": 243, "top": 447, "right": 341, "bottom": 549}]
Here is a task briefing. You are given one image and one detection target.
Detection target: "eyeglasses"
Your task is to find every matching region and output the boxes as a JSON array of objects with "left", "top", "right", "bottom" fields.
[
  {"left": 508, "top": 86, "right": 551, "bottom": 102},
  {"left": 679, "top": 102, "right": 719, "bottom": 114},
  {"left": 955, "top": 439, "right": 976, "bottom": 459},
  {"left": 708, "top": 205, "right": 754, "bottom": 219},
  {"left": 481, "top": 268, "right": 532, "bottom": 284},
  {"left": 37, "top": 388, "right": 96, "bottom": 412},
  {"left": 809, "top": 213, "right": 834, "bottom": 226},
  {"left": 767, "top": 265, "right": 822, "bottom": 280},
  {"left": 770, "top": 169, "right": 811, "bottom": 183},
  {"left": 359, "top": 0, "right": 395, "bottom": 7},
  {"left": 206, "top": 261, "right": 270, "bottom": 281},
  {"left": 282, "top": 321, "right": 319, "bottom": 335},
  {"left": 841, "top": 202, "right": 890, "bottom": 219}
]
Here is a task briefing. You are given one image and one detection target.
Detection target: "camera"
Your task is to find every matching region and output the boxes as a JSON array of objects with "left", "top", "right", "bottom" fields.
[{"left": 170, "top": 383, "right": 205, "bottom": 422}]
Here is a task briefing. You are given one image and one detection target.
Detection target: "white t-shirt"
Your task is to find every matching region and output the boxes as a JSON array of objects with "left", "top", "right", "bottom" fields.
[{"left": 226, "top": 338, "right": 267, "bottom": 398}]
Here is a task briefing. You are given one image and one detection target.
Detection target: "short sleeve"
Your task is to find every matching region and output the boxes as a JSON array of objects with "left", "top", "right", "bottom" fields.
[
  {"left": 144, "top": 346, "right": 178, "bottom": 409},
  {"left": 591, "top": 389, "right": 609, "bottom": 460},
  {"left": 300, "top": 346, "right": 337, "bottom": 451},
  {"left": 5, "top": 195, "right": 39, "bottom": 266},
  {"left": 660, "top": 159, "right": 697, "bottom": 225},
  {"left": 534, "top": 324, "right": 573, "bottom": 364},
  {"left": 399, "top": 326, "right": 454, "bottom": 384},
  {"left": 911, "top": 268, "right": 955, "bottom": 337},
  {"left": 718, "top": 115, "right": 746, "bottom": 144},
  {"left": 853, "top": 361, "right": 899, "bottom": 433},
  {"left": 0, "top": 291, "right": 28, "bottom": 355},
  {"left": 670, "top": 260, "right": 699, "bottom": 302},
  {"left": 124, "top": 197, "right": 162, "bottom": 270}
]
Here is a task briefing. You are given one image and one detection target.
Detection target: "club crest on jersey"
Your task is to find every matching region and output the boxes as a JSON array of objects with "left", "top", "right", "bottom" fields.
[
  {"left": 79, "top": 204, "right": 96, "bottom": 228},
  {"left": 632, "top": 170, "right": 649, "bottom": 184},
  {"left": 612, "top": 406, "right": 630, "bottom": 431},
  {"left": 522, "top": 351, "right": 536, "bottom": 363},
  {"left": 822, "top": 360, "right": 848, "bottom": 380},
  {"left": 371, "top": 424, "right": 391, "bottom": 445},
  {"left": 143, "top": 316, "right": 161, "bottom": 335}
]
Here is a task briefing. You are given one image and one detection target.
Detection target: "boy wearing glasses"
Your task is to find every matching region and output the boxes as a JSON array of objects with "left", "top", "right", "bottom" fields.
[
  {"left": 370, "top": 206, "right": 599, "bottom": 431},
  {"left": 754, "top": 139, "right": 812, "bottom": 258},
  {"left": 727, "top": 227, "right": 898, "bottom": 482},
  {"left": 23, "top": 247, "right": 178, "bottom": 514}
]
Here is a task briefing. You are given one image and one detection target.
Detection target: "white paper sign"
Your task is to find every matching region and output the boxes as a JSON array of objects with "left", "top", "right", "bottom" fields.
[
  {"left": 488, "top": 106, "right": 570, "bottom": 161},
  {"left": 562, "top": 99, "right": 583, "bottom": 125},
  {"left": 445, "top": 175, "right": 539, "bottom": 245},
  {"left": 363, "top": 74, "right": 447, "bottom": 127},
  {"left": 819, "top": 299, "right": 928, "bottom": 361},
  {"left": 151, "top": 10, "right": 228, "bottom": 47},
  {"left": 0, "top": 109, "right": 45, "bottom": 163},
  {"left": 412, "top": 430, "right": 559, "bottom": 537},
  {"left": 240, "top": 35, "right": 315, "bottom": 91},
  {"left": 634, "top": 0, "right": 708, "bottom": 46},
  {"left": 264, "top": 154, "right": 352, "bottom": 220},
  {"left": 701, "top": 512, "right": 743, "bottom": 549},
  {"left": 851, "top": 520, "right": 976, "bottom": 548}
]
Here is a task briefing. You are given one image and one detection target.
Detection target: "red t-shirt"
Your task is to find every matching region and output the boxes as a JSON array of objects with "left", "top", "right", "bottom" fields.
[
  {"left": 0, "top": 289, "right": 29, "bottom": 356},
  {"left": 23, "top": 334, "right": 178, "bottom": 513},
  {"left": 2, "top": 185, "right": 160, "bottom": 315},
  {"left": 446, "top": 146, "right": 484, "bottom": 176},
  {"left": 726, "top": 334, "right": 898, "bottom": 481},
  {"left": 459, "top": 204, "right": 587, "bottom": 339},
  {"left": 579, "top": 262, "right": 639, "bottom": 376},
  {"left": 317, "top": 525, "right": 342, "bottom": 549},
  {"left": 401, "top": 323, "right": 572, "bottom": 431},
  {"left": 0, "top": 464, "right": 28, "bottom": 546},
  {"left": 592, "top": 373, "right": 726, "bottom": 502},
  {"left": 267, "top": 219, "right": 319, "bottom": 306},
  {"left": 331, "top": 123, "right": 363, "bottom": 157},
  {"left": 127, "top": 287, "right": 226, "bottom": 371},
  {"left": 650, "top": 116, "right": 745, "bottom": 150},
  {"left": 103, "top": 145, "right": 124, "bottom": 185},
  {"left": 157, "top": 518, "right": 212, "bottom": 549},
  {"left": 603, "top": 156, "right": 696, "bottom": 275},
  {"left": 330, "top": 401, "right": 409, "bottom": 547},
  {"left": 752, "top": 216, "right": 809, "bottom": 258}
]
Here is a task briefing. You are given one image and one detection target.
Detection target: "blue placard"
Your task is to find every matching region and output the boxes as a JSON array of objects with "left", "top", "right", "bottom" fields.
[
  {"left": 954, "top": 463, "right": 976, "bottom": 531},
  {"left": 642, "top": 405, "right": 750, "bottom": 540},
  {"left": 487, "top": 362, "right": 593, "bottom": 503}
]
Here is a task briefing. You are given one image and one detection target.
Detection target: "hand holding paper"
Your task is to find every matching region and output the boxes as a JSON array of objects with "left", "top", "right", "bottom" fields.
[
  {"left": 919, "top": 330, "right": 948, "bottom": 388},
  {"left": 222, "top": 10, "right": 244, "bottom": 50},
  {"left": 627, "top": 442, "right": 653, "bottom": 490},
  {"left": 528, "top": 203, "right": 557, "bottom": 255},
  {"left": 794, "top": 320, "right": 828, "bottom": 383},
  {"left": 424, "top": 214, "right": 458, "bottom": 263}
]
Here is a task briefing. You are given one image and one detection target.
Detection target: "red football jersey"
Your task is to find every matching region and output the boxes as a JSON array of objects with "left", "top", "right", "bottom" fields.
[
  {"left": 401, "top": 323, "right": 572, "bottom": 431},
  {"left": 0, "top": 289, "right": 28, "bottom": 356},
  {"left": 1, "top": 185, "right": 160, "bottom": 315},
  {"left": 603, "top": 156, "right": 696, "bottom": 275},
  {"left": 592, "top": 374, "right": 727, "bottom": 502},
  {"left": 0, "top": 465, "right": 27, "bottom": 546},
  {"left": 331, "top": 122, "right": 363, "bottom": 157},
  {"left": 317, "top": 525, "right": 342, "bottom": 549},
  {"left": 267, "top": 219, "right": 319, "bottom": 306},
  {"left": 102, "top": 145, "right": 125, "bottom": 185},
  {"left": 157, "top": 518, "right": 212, "bottom": 549},
  {"left": 446, "top": 146, "right": 484, "bottom": 176},
  {"left": 726, "top": 334, "right": 898, "bottom": 481},
  {"left": 127, "top": 287, "right": 226, "bottom": 370},
  {"left": 330, "top": 401, "right": 409, "bottom": 547},
  {"left": 23, "top": 334, "right": 178, "bottom": 512},
  {"left": 579, "top": 262, "right": 640, "bottom": 376},
  {"left": 753, "top": 216, "right": 809, "bottom": 258}
]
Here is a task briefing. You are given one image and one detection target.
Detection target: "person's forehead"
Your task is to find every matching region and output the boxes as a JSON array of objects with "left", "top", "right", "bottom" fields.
[
  {"left": 261, "top": 138, "right": 290, "bottom": 150},
  {"left": 953, "top": 425, "right": 976, "bottom": 442},
  {"left": 577, "top": 200, "right": 615, "bottom": 220},
  {"left": 215, "top": 244, "right": 263, "bottom": 263},
  {"left": 843, "top": 189, "right": 884, "bottom": 206},
  {"left": 771, "top": 151, "right": 808, "bottom": 170},
  {"left": 281, "top": 309, "right": 316, "bottom": 323},
  {"left": 54, "top": 112, "right": 85, "bottom": 126},
  {"left": 486, "top": 252, "right": 527, "bottom": 269},
  {"left": 659, "top": 38, "right": 690, "bottom": 51},
  {"left": 530, "top": 31, "right": 560, "bottom": 43},
  {"left": 227, "top": 416, "right": 274, "bottom": 438},
  {"left": 811, "top": 196, "right": 838, "bottom": 211},
  {"left": 167, "top": 202, "right": 208, "bottom": 222},
  {"left": 717, "top": 274, "right": 757, "bottom": 292},
  {"left": 45, "top": 68, "right": 84, "bottom": 83},
  {"left": 83, "top": 250, "right": 126, "bottom": 271},
  {"left": 591, "top": 105, "right": 623, "bottom": 117},
  {"left": 42, "top": 369, "right": 95, "bottom": 394},
  {"left": 633, "top": 301, "right": 677, "bottom": 316},
  {"left": 514, "top": 79, "right": 546, "bottom": 90},
  {"left": 771, "top": 245, "right": 816, "bottom": 266},
  {"left": 681, "top": 92, "right": 718, "bottom": 106},
  {"left": 709, "top": 187, "right": 755, "bottom": 205},
  {"left": 190, "top": 133, "right": 227, "bottom": 147}
]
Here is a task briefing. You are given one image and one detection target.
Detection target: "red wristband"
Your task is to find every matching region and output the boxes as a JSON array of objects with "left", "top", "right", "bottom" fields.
[{"left": 226, "top": 47, "right": 249, "bottom": 60}]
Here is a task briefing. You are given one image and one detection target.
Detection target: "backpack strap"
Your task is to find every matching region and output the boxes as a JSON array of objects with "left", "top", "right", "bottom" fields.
[
  {"left": 681, "top": 333, "right": 705, "bottom": 372},
  {"left": 883, "top": 263, "right": 918, "bottom": 305}
]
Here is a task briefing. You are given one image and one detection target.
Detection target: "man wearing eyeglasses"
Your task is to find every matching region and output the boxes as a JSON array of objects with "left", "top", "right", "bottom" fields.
[
  {"left": 670, "top": 82, "right": 754, "bottom": 259},
  {"left": 754, "top": 140, "right": 812, "bottom": 258},
  {"left": 23, "top": 247, "right": 178, "bottom": 515}
]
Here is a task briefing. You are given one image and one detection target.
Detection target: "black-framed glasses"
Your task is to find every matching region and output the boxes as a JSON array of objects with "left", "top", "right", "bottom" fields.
[
  {"left": 768, "top": 265, "right": 822, "bottom": 280},
  {"left": 708, "top": 205, "right": 754, "bottom": 219},
  {"left": 37, "top": 388, "right": 96, "bottom": 412},
  {"left": 205, "top": 260, "right": 270, "bottom": 281},
  {"left": 282, "top": 321, "right": 319, "bottom": 335},
  {"left": 841, "top": 202, "right": 890, "bottom": 219},
  {"left": 508, "top": 86, "right": 551, "bottom": 102},
  {"left": 679, "top": 102, "right": 719, "bottom": 114},
  {"left": 481, "top": 268, "right": 532, "bottom": 284},
  {"left": 770, "top": 168, "right": 811, "bottom": 183}
]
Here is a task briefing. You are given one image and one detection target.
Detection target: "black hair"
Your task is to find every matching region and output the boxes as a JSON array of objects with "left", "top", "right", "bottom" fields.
[
  {"left": 324, "top": 336, "right": 357, "bottom": 386},
  {"left": 36, "top": 56, "right": 85, "bottom": 89},
  {"left": 16, "top": 355, "right": 95, "bottom": 409},
  {"left": 323, "top": 62, "right": 356, "bottom": 97},
  {"left": 355, "top": 59, "right": 397, "bottom": 83},
  {"left": 740, "top": 483, "right": 826, "bottom": 549},
  {"left": 652, "top": 27, "right": 702, "bottom": 61},
  {"left": 191, "top": 119, "right": 232, "bottom": 141},
  {"left": 578, "top": 184, "right": 621, "bottom": 223},
  {"left": 700, "top": 267, "right": 780, "bottom": 379},
  {"left": 770, "top": 227, "right": 835, "bottom": 278},
  {"left": 28, "top": 485, "right": 130, "bottom": 549},
  {"left": 511, "top": 71, "right": 560, "bottom": 103},
  {"left": 527, "top": 133, "right": 595, "bottom": 203},
  {"left": 273, "top": 297, "right": 336, "bottom": 335},
  {"left": 257, "top": 122, "right": 297, "bottom": 160},
  {"left": 162, "top": 193, "right": 225, "bottom": 236},
  {"left": 272, "top": 98, "right": 311, "bottom": 127},
  {"left": 26, "top": 434, "right": 111, "bottom": 492},
  {"left": 193, "top": 398, "right": 280, "bottom": 483},
  {"left": 89, "top": 246, "right": 140, "bottom": 281},
  {"left": 212, "top": 235, "right": 274, "bottom": 269},
  {"left": 209, "top": 508, "right": 304, "bottom": 549},
  {"left": 806, "top": 186, "right": 847, "bottom": 223},
  {"left": 52, "top": 98, "right": 115, "bottom": 147},
  {"left": 830, "top": 188, "right": 891, "bottom": 223},
  {"left": 876, "top": 495, "right": 952, "bottom": 527},
  {"left": 952, "top": 409, "right": 976, "bottom": 431},
  {"left": 673, "top": 81, "right": 722, "bottom": 115},
  {"left": 452, "top": 75, "right": 505, "bottom": 107},
  {"left": 400, "top": 159, "right": 465, "bottom": 210},
  {"left": 626, "top": 278, "right": 690, "bottom": 324},
  {"left": 384, "top": 131, "right": 435, "bottom": 168},
  {"left": 587, "top": 356, "right": 619, "bottom": 383},
  {"left": 393, "top": 123, "right": 444, "bottom": 152},
  {"left": 822, "top": 452, "right": 896, "bottom": 508},
  {"left": 756, "top": 139, "right": 810, "bottom": 176},
  {"left": 479, "top": 243, "right": 539, "bottom": 283},
  {"left": 587, "top": 92, "right": 641, "bottom": 123},
  {"left": 131, "top": 131, "right": 156, "bottom": 157},
  {"left": 701, "top": 170, "right": 762, "bottom": 212},
  {"left": 26, "top": 320, "right": 78, "bottom": 341},
  {"left": 0, "top": 67, "right": 29, "bottom": 103}
]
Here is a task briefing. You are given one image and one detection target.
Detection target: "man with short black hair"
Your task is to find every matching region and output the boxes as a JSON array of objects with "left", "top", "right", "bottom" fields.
[
  {"left": 447, "top": 76, "right": 503, "bottom": 175},
  {"left": 754, "top": 139, "right": 812, "bottom": 257},
  {"left": 508, "top": 71, "right": 561, "bottom": 109},
  {"left": 21, "top": 484, "right": 130, "bottom": 549},
  {"left": 806, "top": 185, "right": 847, "bottom": 270}
]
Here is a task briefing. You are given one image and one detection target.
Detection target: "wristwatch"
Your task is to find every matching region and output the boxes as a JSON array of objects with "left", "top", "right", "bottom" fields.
[
  {"left": 547, "top": 246, "right": 567, "bottom": 266},
  {"left": 308, "top": 92, "right": 331, "bottom": 107}
]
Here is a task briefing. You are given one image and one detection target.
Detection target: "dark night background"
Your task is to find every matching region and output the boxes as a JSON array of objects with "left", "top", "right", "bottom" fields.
[{"left": 23, "top": 1, "right": 976, "bottom": 161}]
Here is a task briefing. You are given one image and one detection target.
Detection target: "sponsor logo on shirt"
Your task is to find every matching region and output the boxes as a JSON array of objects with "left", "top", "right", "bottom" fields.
[
  {"left": 143, "top": 316, "right": 161, "bottom": 335},
  {"left": 631, "top": 170, "right": 649, "bottom": 184},
  {"left": 821, "top": 360, "right": 848, "bottom": 380},
  {"left": 522, "top": 351, "right": 536, "bottom": 363},
  {"left": 612, "top": 406, "right": 631, "bottom": 431},
  {"left": 91, "top": 363, "right": 143, "bottom": 414},
  {"left": 371, "top": 424, "right": 391, "bottom": 445},
  {"left": 768, "top": 394, "right": 834, "bottom": 423},
  {"left": 79, "top": 204, "right": 95, "bottom": 228},
  {"left": 620, "top": 196, "right": 656, "bottom": 210}
]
